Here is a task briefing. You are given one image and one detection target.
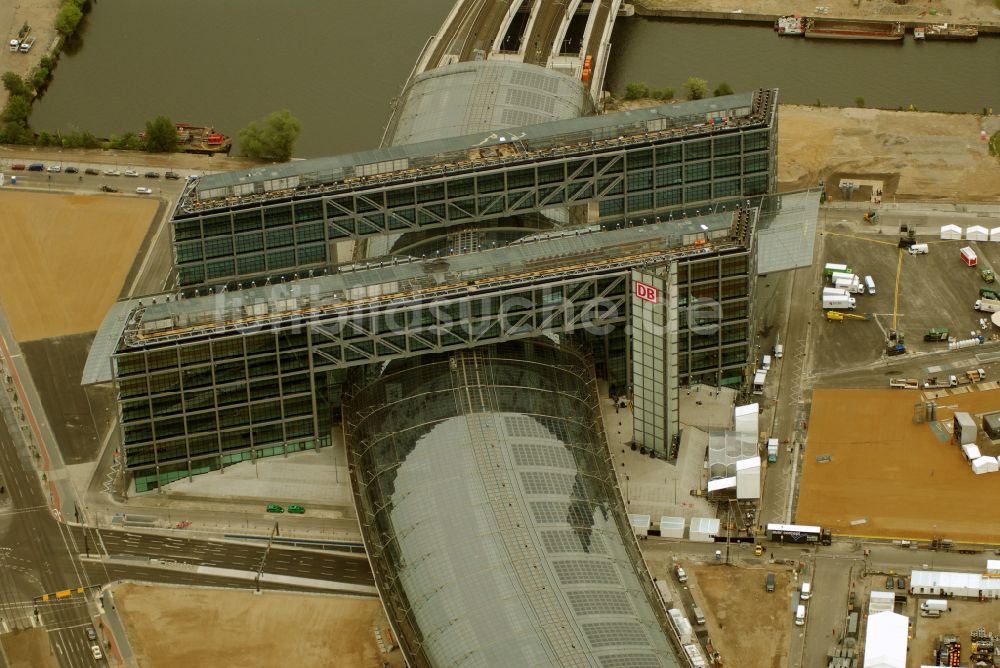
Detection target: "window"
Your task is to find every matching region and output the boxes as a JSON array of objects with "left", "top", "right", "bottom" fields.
[
  {"left": 266, "top": 227, "right": 294, "bottom": 248},
  {"left": 202, "top": 215, "right": 232, "bottom": 237},
  {"left": 655, "top": 166, "right": 682, "bottom": 187},
  {"left": 203, "top": 237, "right": 233, "bottom": 259},
  {"left": 176, "top": 241, "right": 203, "bottom": 263},
  {"left": 714, "top": 156, "right": 740, "bottom": 178},
  {"left": 714, "top": 179, "right": 741, "bottom": 199},
  {"left": 235, "top": 232, "right": 263, "bottom": 254},
  {"left": 626, "top": 171, "right": 652, "bottom": 191},
  {"left": 713, "top": 135, "right": 741, "bottom": 156},
  {"left": 174, "top": 220, "right": 201, "bottom": 241},
  {"left": 206, "top": 259, "right": 235, "bottom": 280},
  {"left": 477, "top": 173, "right": 504, "bottom": 193},
  {"left": 263, "top": 205, "right": 293, "bottom": 228},
  {"left": 293, "top": 200, "right": 323, "bottom": 223},
  {"left": 684, "top": 162, "right": 711, "bottom": 183},
  {"left": 233, "top": 209, "right": 262, "bottom": 232},
  {"left": 655, "top": 144, "right": 681, "bottom": 165},
  {"left": 743, "top": 153, "right": 768, "bottom": 174},
  {"left": 685, "top": 183, "right": 711, "bottom": 203},
  {"left": 684, "top": 140, "right": 711, "bottom": 161},
  {"left": 295, "top": 223, "right": 323, "bottom": 244},
  {"left": 628, "top": 149, "right": 653, "bottom": 169},
  {"left": 446, "top": 178, "right": 474, "bottom": 198}
]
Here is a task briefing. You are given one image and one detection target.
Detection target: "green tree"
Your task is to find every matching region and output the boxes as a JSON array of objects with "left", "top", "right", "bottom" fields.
[
  {"left": 855, "top": 96, "right": 865, "bottom": 108},
  {"left": 652, "top": 88, "right": 674, "bottom": 101},
  {"left": 55, "top": 3, "right": 84, "bottom": 37},
  {"left": 2, "top": 95, "right": 31, "bottom": 124},
  {"left": 144, "top": 115, "right": 176, "bottom": 152},
  {"left": 713, "top": 82, "right": 734, "bottom": 97},
  {"left": 623, "top": 82, "right": 650, "bottom": 100},
  {"left": 2, "top": 72, "right": 30, "bottom": 97},
  {"left": 239, "top": 109, "right": 302, "bottom": 161},
  {"left": 682, "top": 77, "right": 709, "bottom": 101}
]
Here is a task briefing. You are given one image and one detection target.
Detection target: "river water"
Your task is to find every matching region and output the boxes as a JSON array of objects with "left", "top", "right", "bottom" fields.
[{"left": 31, "top": 2, "right": 1000, "bottom": 158}]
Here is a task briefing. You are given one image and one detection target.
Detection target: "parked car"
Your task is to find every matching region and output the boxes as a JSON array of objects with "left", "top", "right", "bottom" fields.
[
  {"left": 164, "top": 171, "right": 180, "bottom": 180},
  {"left": 885, "top": 576, "right": 894, "bottom": 589},
  {"left": 144, "top": 171, "right": 160, "bottom": 178},
  {"left": 897, "top": 576, "right": 906, "bottom": 590},
  {"left": 11, "top": 164, "right": 25, "bottom": 171},
  {"left": 135, "top": 186, "right": 152, "bottom": 195},
  {"left": 266, "top": 503, "right": 284, "bottom": 513},
  {"left": 674, "top": 565, "right": 687, "bottom": 583},
  {"left": 288, "top": 504, "right": 305, "bottom": 514},
  {"left": 754, "top": 544, "right": 764, "bottom": 557},
  {"left": 91, "top": 645, "right": 103, "bottom": 660},
  {"left": 123, "top": 169, "right": 139, "bottom": 177},
  {"left": 28, "top": 163, "right": 44, "bottom": 171},
  {"left": 766, "top": 572, "right": 776, "bottom": 593},
  {"left": 46, "top": 164, "right": 61, "bottom": 172},
  {"left": 103, "top": 168, "right": 121, "bottom": 176},
  {"left": 65, "top": 166, "right": 79, "bottom": 174},
  {"left": 86, "top": 627, "right": 97, "bottom": 641},
  {"left": 85, "top": 167, "right": 100, "bottom": 175},
  {"left": 101, "top": 185, "right": 118, "bottom": 193}
]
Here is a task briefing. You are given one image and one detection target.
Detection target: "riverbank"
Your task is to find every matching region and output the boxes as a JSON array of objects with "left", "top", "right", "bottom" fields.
[
  {"left": 634, "top": 0, "right": 1000, "bottom": 30},
  {"left": 608, "top": 99, "right": 1000, "bottom": 201},
  {"left": 0, "top": 0, "right": 63, "bottom": 109}
]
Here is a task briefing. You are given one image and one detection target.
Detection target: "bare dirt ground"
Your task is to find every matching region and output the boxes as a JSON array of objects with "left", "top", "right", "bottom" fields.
[
  {"left": 114, "top": 583, "right": 403, "bottom": 668},
  {"left": 0, "top": 190, "right": 156, "bottom": 341},
  {"left": 608, "top": 99, "right": 1000, "bottom": 202},
  {"left": 0, "top": 627, "right": 58, "bottom": 668},
  {"left": 0, "top": 0, "right": 63, "bottom": 108},
  {"left": 906, "top": 599, "right": 1000, "bottom": 667},
  {"left": 687, "top": 563, "right": 795, "bottom": 668},
  {"left": 797, "top": 388, "right": 1000, "bottom": 542},
  {"left": 636, "top": 0, "right": 1000, "bottom": 27}
]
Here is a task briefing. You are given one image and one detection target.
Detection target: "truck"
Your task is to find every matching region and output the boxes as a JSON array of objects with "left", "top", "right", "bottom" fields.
[
  {"left": 830, "top": 271, "right": 857, "bottom": 284},
  {"left": 864, "top": 275, "right": 876, "bottom": 294},
  {"left": 920, "top": 599, "right": 948, "bottom": 613},
  {"left": 767, "top": 438, "right": 779, "bottom": 463},
  {"left": 923, "top": 328, "right": 950, "bottom": 342},
  {"left": 773, "top": 334, "right": 783, "bottom": 359},
  {"left": 823, "top": 263, "right": 850, "bottom": 277},
  {"left": 833, "top": 278, "right": 864, "bottom": 294},
  {"left": 889, "top": 378, "right": 920, "bottom": 389},
  {"left": 974, "top": 298, "right": 1000, "bottom": 312},
  {"left": 923, "top": 376, "right": 958, "bottom": 389},
  {"left": 823, "top": 287, "right": 850, "bottom": 298},
  {"left": 822, "top": 295, "right": 856, "bottom": 310},
  {"left": 18, "top": 36, "right": 34, "bottom": 53},
  {"left": 752, "top": 369, "right": 767, "bottom": 395},
  {"left": 908, "top": 243, "right": 929, "bottom": 255},
  {"left": 967, "top": 368, "right": 987, "bottom": 382}
]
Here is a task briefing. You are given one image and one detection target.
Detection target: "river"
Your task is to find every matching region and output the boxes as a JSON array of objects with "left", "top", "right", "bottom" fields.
[{"left": 31, "top": 2, "right": 1000, "bottom": 158}]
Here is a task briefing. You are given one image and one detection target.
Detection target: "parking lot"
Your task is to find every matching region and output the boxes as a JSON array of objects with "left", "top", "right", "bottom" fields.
[
  {"left": 808, "top": 223, "right": 1000, "bottom": 378},
  {"left": 906, "top": 598, "right": 1000, "bottom": 667}
]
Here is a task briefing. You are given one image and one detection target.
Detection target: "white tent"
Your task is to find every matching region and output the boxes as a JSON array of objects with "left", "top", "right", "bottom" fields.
[
  {"left": 868, "top": 590, "right": 894, "bottom": 614},
  {"left": 972, "top": 456, "right": 991, "bottom": 475},
  {"left": 689, "top": 517, "right": 720, "bottom": 542},
  {"left": 940, "top": 224, "right": 962, "bottom": 240},
  {"left": 910, "top": 569, "right": 1000, "bottom": 598},
  {"left": 863, "top": 611, "right": 908, "bottom": 668},
  {"left": 991, "top": 227, "right": 1000, "bottom": 242},
  {"left": 629, "top": 514, "right": 651, "bottom": 536},
  {"left": 707, "top": 477, "right": 736, "bottom": 493},
  {"left": 987, "top": 559, "right": 1000, "bottom": 575},
  {"left": 984, "top": 455, "right": 999, "bottom": 473},
  {"left": 966, "top": 225, "right": 989, "bottom": 241},
  {"left": 735, "top": 456, "right": 761, "bottom": 499},
  {"left": 668, "top": 609, "right": 693, "bottom": 644},
  {"left": 659, "top": 516, "right": 686, "bottom": 539},
  {"left": 962, "top": 443, "right": 981, "bottom": 461},
  {"left": 733, "top": 403, "right": 759, "bottom": 435}
]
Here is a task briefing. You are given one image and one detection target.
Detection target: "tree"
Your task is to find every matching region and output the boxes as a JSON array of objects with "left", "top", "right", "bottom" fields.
[
  {"left": 144, "top": 115, "right": 176, "bottom": 152},
  {"left": 624, "top": 82, "right": 650, "bottom": 100},
  {"left": 682, "top": 77, "right": 709, "bottom": 101},
  {"left": 2, "top": 72, "right": 30, "bottom": 97},
  {"left": 55, "top": 3, "right": 84, "bottom": 37},
  {"left": 713, "top": 82, "right": 734, "bottom": 97},
  {"left": 652, "top": 88, "right": 674, "bottom": 101},
  {"left": 1, "top": 96, "right": 31, "bottom": 125},
  {"left": 239, "top": 109, "right": 302, "bottom": 161},
  {"left": 855, "top": 96, "right": 865, "bottom": 108}
]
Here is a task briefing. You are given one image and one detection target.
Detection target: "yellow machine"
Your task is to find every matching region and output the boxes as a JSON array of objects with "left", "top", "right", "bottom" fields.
[{"left": 826, "top": 311, "right": 872, "bottom": 322}]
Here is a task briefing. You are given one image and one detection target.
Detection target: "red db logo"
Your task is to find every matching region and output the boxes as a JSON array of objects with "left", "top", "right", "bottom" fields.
[{"left": 635, "top": 281, "right": 659, "bottom": 304}]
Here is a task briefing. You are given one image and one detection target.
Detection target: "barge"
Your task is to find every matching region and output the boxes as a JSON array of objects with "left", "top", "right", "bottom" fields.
[
  {"left": 913, "top": 23, "right": 978, "bottom": 40},
  {"left": 803, "top": 18, "right": 904, "bottom": 40},
  {"left": 174, "top": 123, "right": 232, "bottom": 155}
]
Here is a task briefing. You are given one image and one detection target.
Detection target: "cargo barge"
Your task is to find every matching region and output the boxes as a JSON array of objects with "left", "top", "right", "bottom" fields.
[
  {"left": 175, "top": 123, "right": 232, "bottom": 155},
  {"left": 804, "top": 18, "right": 904, "bottom": 40},
  {"left": 774, "top": 15, "right": 804, "bottom": 35},
  {"left": 913, "top": 23, "right": 978, "bottom": 40}
]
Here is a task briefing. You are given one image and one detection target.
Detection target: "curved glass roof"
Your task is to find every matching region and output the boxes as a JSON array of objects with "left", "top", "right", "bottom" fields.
[{"left": 346, "top": 343, "right": 681, "bottom": 667}]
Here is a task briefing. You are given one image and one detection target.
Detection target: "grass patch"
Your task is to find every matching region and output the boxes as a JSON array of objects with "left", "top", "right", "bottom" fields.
[{"left": 989, "top": 131, "right": 1000, "bottom": 159}]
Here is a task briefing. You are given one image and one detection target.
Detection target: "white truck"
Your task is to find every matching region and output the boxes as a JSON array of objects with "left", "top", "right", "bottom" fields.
[
  {"left": 830, "top": 271, "right": 856, "bottom": 284},
  {"left": 908, "top": 243, "right": 929, "bottom": 255},
  {"left": 18, "top": 36, "right": 34, "bottom": 53},
  {"left": 773, "top": 334, "right": 783, "bottom": 359},
  {"left": 864, "top": 275, "right": 875, "bottom": 295},
  {"left": 920, "top": 599, "right": 947, "bottom": 613},
  {"left": 833, "top": 277, "right": 865, "bottom": 294},
  {"left": 752, "top": 369, "right": 767, "bottom": 395},
  {"left": 974, "top": 298, "right": 1000, "bottom": 313},
  {"left": 823, "top": 287, "right": 850, "bottom": 297},
  {"left": 767, "top": 438, "right": 779, "bottom": 463},
  {"left": 822, "top": 295, "right": 856, "bottom": 310}
]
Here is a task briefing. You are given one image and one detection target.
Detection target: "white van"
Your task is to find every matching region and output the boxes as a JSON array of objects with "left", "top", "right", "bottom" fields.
[
  {"left": 908, "top": 243, "right": 929, "bottom": 255},
  {"left": 864, "top": 275, "right": 875, "bottom": 295},
  {"left": 794, "top": 604, "right": 806, "bottom": 626},
  {"left": 691, "top": 606, "right": 706, "bottom": 625},
  {"left": 762, "top": 354, "right": 772, "bottom": 371},
  {"left": 800, "top": 582, "right": 812, "bottom": 600}
]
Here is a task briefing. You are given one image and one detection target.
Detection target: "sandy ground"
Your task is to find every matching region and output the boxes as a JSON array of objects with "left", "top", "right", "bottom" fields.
[
  {"left": 114, "top": 583, "right": 403, "bottom": 668},
  {"left": 906, "top": 598, "right": 1000, "bottom": 667},
  {"left": 0, "top": 190, "right": 156, "bottom": 341},
  {"left": 636, "top": 0, "right": 1000, "bottom": 26},
  {"left": 797, "top": 388, "right": 1000, "bottom": 542},
  {"left": 687, "top": 563, "right": 795, "bottom": 668},
  {"left": 0, "top": 627, "right": 58, "bottom": 668},
  {"left": 0, "top": 0, "right": 63, "bottom": 108}
]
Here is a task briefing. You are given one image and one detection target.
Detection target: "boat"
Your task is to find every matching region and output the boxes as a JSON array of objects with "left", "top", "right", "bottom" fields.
[
  {"left": 774, "top": 15, "right": 805, "bottom": 36},
  {"left": 174, "top": 123, "right": 232, "bottom": 155},
  {"left": 803, "top": 18, "right": 904, "bottom": 40},
  {"left": 914, "top": 23, "right": 978, "bottom": 40}
]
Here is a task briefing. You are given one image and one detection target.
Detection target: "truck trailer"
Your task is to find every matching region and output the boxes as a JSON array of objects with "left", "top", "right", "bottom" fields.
[
  {"left": 822, "top": 295, "right": 856, "bottom": 310},
  {"left": 830, "top": 271, "right": 857, "bottom": 284},
  {"left": 823, "top": 263, "right": 850, "bottom": 277},
  {"left": 924, "top": 328, "right": 950, "bottom": 342},
  {"left": 767, "top": 438, "right": 779, "bottom": 463},
  {"left": 975, "top": 298, "right": 1000, "bottom": 312},
  {"left": 833, "top": 278, "right": 864, "bottom": 294}
]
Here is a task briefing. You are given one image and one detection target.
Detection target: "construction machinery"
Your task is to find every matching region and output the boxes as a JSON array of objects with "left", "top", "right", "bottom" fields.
[
  {"left": 863, "top": 210, "right": 879, "bottom": 223},
  {"left": 826, "top": 311, "right": 872, "bottom": 322},
  {"left": 983, "top": 268, "right": 995, "bottom": 283},
  {"left": 898, "top": 224, "right": 916, "bottom": 249},
  {"left": 924, "top": 327, "right": 950, "bottom": 341}
]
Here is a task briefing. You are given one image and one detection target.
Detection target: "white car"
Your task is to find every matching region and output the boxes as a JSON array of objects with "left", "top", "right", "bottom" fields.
[
  {"left": 103, "top": 168, "right": 121, "bottom": 176},
  {"left": 47, "top": 164, "right": 61, "bottom": 173},
  {"left": 135, "top": 187, "right": 152, "bottom": 195},
  {"left": 123, "top": 169, "right": 139, "bottom": 177},
  {"left": 91, "top": 644, "right": 103, "bottom": 660}
]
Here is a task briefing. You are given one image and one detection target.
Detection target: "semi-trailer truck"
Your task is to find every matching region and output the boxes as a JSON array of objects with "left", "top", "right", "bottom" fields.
[
  {"left": 823, "top": 263, "right": 850, "bottom": 277},
  {"left": 767, "top": 438, "right": 779, "bottom": 463},
  {"left": 822, "top": 296, "right": 856, "bottom": 310},
  {"left": 974, "top": 298, "right": 1000, "bottom": 313},
  {"left": 830, "top": 271, "right": 857, "bottom": 284},
  {"left": 833, "top": 278, "right": 864, "bottom": 293}
]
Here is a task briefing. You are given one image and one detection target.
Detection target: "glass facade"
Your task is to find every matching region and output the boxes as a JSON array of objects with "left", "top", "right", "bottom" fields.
[{"left": 344, "top": 342, "right": 682, "bottom": 667}]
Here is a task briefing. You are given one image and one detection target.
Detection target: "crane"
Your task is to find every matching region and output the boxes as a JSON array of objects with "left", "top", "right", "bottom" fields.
[
  {"left": 886, "top": 247, "right": 905, "bottom": 355},
  {"left": 826, "top": 311, "right": 872, "bottom": 322}
]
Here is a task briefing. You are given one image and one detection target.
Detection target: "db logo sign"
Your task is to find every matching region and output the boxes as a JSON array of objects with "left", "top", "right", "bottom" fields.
[{"left": 635, "top": 281, "right": 659, "bottom": 304}]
